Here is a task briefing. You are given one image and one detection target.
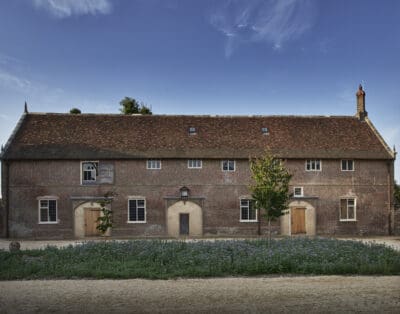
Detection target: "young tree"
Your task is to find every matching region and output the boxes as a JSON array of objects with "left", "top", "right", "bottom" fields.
[
  {"left": 395, "top": 181, "right": 400, "bottom": 209},
  {"left": 119, "top": 97, "right": 152, "bottom": 115},
  {"left": 96, "top": 191, "right": 117, "bottom": 236},
  {"left": 250, "top": 152, "right": 292, "bottom": 244}
]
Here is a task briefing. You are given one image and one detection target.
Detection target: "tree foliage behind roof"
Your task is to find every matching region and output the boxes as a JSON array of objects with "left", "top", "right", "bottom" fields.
[
  {"left": 120, "top": 97, "right": 152, "bottom": 115},
  {"left": 69, "top": 108, "right": 81, "bottom": 114}
]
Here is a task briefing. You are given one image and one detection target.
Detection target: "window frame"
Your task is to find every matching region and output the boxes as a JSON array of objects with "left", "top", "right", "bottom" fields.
[
  {"left": 127, "top": 198, "right": 147, "bottom": 223},
  {"left": 222, "top": 160, "right": 236, "bottom": 172},
  {"left": 305, "top": 159, "right": 322, "bottom": 172},
  {"left": 293, "top": 187, "right": 304, "bottom": 197},
  {"left": 240, "top": 199, "right": 258, "bottom": 222},
  {"left": 81, "top": 161, "right": 99, "bottom": 185},
  {"left": 38, "top": 198, "right": 58, "bottom": 224},
  {"left": 147, "top": 159, "right": 162, "bottom": 170},
  {"left": 188, "top": 159, "right": 202, "bottom": 169},
  {"left": 188, "top": 127, "right": 197, "bottom": 135},
  {"left": 339, "top": 198, "right": 357, "bottom": 222},
  {"left": 341, "top": 159, "right": 355, "bottom": 171}
]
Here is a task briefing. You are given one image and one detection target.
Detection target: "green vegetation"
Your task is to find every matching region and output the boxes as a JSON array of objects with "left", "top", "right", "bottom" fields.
[
  {"left": 250, "top": 152, "right": 292, "bottom": 238},
  {"left": 69, "top": 108, "right": 82, "bottom": 114},
  {"left": 120, "top": 97, "right": 152, "bottom": 115},
  {"left": 1, "top": 238, "right": 399, "bottom": 280}
]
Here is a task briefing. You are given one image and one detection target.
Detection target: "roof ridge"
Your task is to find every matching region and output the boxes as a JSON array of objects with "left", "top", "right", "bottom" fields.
[{"left": 25, "top": 112, "right": 357, "bottom": 119}]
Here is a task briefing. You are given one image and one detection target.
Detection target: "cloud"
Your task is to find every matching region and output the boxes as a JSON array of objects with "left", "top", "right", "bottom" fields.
[
  {"left": 0, "top": 70, "right": 32, "bottom": 92},
  {"left": 208, "top": 0, "right": 316, "bottom": 57},
  {"left": 33, "top": 0, "right": 112, "bottom": 18}
]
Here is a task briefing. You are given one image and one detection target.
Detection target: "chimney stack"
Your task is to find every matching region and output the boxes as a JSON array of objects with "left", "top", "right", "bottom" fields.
[{"left": 356, "top": 84, "right": 367, "bottom": 120}]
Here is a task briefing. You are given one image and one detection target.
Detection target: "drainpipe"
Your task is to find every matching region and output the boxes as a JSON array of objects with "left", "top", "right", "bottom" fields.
[
  {"left": 3, "top": 161, "right": 10, "bottom": 238},
  {"left": 387, "top": 160, "right": 394, "bottom": 235}
]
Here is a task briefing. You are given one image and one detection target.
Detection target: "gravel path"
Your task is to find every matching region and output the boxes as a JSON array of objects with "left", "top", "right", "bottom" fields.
[{"left": 1, "top": 276, "right": 399, "bottom": 313}]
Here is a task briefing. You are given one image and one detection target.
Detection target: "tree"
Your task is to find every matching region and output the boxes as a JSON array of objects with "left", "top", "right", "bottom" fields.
[
  {"left": 119, "top": 97, "right": 152, "bottom": 115},
  {"left": 250, "top": 152, "right": 292, "bottom": 244},
  {"left": 69, "top": 108, "right": 81, "bottom": 114},
  {"left": 96, "top": 191, "right": 117, "bottom": 236}
]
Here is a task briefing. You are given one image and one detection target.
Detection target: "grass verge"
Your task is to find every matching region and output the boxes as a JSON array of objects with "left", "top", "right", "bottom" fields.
[{"left": 1, "top": 237, "right": 399, "bottom": 279}]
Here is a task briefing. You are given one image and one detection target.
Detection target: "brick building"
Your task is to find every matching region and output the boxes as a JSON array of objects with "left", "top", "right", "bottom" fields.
[{"left": 0, "top": 86, "right": 396, "bottom": 239}]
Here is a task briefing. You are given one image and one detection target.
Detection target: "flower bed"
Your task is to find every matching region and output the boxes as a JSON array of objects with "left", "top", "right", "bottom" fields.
[{"left": 1, "top": 238, "right": 399, "bottom": 279}]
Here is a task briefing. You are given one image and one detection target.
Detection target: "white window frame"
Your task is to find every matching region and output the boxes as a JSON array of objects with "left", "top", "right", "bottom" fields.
[
  {"left": 188, "top": 127, "right": 197, "bottom": 135},
  {"left": 147, "top": 159, "right": 161, "bottom": 170},
  {"left": 305, "top": 159, "right": 322, "bottom": 171},
  {"left": 81, "top": 161, "right": 99, "bottom": 184},
  {"left": 293, "top": 187, "right": 304, "bottom": 197},
  {"left": 188, "top": 159, "right": 202, "bottom": 169},
  {"left": 38, "top": 198, "right": 58, "bottom": 224},
  {"left": 340, "top": 198, "right": 357, "bottom": 221},
  {"left": 341, "top": 159, "right": 355, "bottom": 171},
  {"left": 240, "top": 199, "right": 258, "bottom": 222},
  {"left": 222, "top": 160, "right": 235, "bottom": 172},
  {"left": 127, "top": 198, "right": 147, "bottom": 223}
]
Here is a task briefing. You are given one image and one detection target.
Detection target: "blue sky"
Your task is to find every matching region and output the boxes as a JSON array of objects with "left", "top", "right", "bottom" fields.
[{"left": 0, "top": 0, "right": 399, "bottom": 180}]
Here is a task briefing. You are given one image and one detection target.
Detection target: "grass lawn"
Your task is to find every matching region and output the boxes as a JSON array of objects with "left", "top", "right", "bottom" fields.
[{"left": 1, "top": 237, "right": 399, "bottom": 279}]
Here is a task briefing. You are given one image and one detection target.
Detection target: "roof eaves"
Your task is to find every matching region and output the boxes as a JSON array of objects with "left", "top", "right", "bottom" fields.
[{"left": 1, "top": 112, "right": 28, "bottom": 160}]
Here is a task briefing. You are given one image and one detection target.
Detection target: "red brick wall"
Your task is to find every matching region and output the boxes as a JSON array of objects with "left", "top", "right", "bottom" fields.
[{"left": 6, "top": 158, "right": 391, "bottom": 238}]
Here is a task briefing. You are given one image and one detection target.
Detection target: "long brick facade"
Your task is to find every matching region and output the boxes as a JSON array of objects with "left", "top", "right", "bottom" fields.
[{"left": 0, "top": 86, "right": 396, "bottom": 239}]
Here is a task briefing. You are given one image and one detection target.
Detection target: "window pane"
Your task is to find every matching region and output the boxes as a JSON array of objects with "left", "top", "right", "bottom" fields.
[
  {"left": 241, "top": 208, "right": 248, "bottom": 220},
  {"left": 129, "top": 200, "right": 137, "bottom": 221},
  {"left": 241, "top": 199, "right": 248, "bottom": 207},
  {"left": 40, "top": 200, "right": 48, "bottom": 208},
  {"left": 316, "top": 160, "right": 320, "bottom": 170},
  {"left": 348, "top": 160, "right": 353, "bottom": 170},
  {"left": 138, "top": 199, "right": 145, "bottom": 207},
  {"left": 348, "top": 207, "right": 355, "bottom": 219},
  {"left": 228, "top": 161, "right": 234, "bottom": 171},
  {"left": 40, "top": 207, "right": 48, "bottom": 222},
  {"left": 48, "top": 200, "right": 57, "bottom": 221},
  {"left": 137, "top": 208, "right": 145, "bottom": 221},
  {"left": 249, "top": 208, "right": 256, "bottom": 220},
  {"left": 342, "top": 160, "right": 346, "bottom": 170},
  {"left": 348, "top": 199, "right": 355, "bottom": 206},
  {"left": 222, "top": 160, "right": 228, "bottom": 170}
]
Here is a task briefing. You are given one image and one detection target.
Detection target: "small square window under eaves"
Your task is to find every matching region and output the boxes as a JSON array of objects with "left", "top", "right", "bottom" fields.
[{"left": 261, "top": 127, "right": 269, "bottom": 135}]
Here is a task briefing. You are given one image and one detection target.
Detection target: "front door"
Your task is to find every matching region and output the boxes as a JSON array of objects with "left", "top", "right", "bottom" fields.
[
  {"left": 291, "top": 208, "right": 306, "bottom": 234},
  {"left": 179, "top": 214, "right": 189, "bottom": 235},
  {"left": 84, "top": 209, "right": 101, "bottom": 236}
]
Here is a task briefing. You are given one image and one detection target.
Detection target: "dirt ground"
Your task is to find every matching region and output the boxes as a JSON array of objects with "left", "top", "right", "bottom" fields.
[{"left": 0, "top": 276, "right": 399, "bottom": 313}]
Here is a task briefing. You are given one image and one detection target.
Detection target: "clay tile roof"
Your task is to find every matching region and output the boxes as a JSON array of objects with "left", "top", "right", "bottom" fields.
[{"left": 1, "top": 113, "right": 394, "bottom": 160}]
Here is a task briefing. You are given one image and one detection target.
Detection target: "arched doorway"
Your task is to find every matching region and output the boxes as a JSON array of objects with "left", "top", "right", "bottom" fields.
[
  {"left": 280, "top": 200, "right": 316, "bottom": 236},
  {"left": 167, "top": 201, "right": 203, "bottom": 237},
  {"left": 74, "top": 202, "right": 102, "bottom": 238}
]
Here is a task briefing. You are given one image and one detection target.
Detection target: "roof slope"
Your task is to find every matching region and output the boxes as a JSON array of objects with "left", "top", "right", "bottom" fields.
[{"left": 1, "top": 113, "right": 394, "bottom": 160}]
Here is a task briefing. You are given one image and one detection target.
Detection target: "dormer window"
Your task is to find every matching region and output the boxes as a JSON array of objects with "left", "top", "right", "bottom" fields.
[
  {"left": 261, "top": 127, "right": 269, "bottom": 135},
  {"left": 188, "top": 127, "right": 197, "bottom": 135}
]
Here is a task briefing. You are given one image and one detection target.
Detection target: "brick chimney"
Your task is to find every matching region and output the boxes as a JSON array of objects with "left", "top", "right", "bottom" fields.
[{"left": 356, "top": 84, "right": 367, "bottom": 120}]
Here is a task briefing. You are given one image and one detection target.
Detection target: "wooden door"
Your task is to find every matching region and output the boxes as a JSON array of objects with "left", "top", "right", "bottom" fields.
[
  {"left": 291, "top": 208, "right": 306, "bottom": 234},
  {"left": 84, "top": 209, "right": 101, "bottom": 236},
  {"left": 179, "top": 214, "right": 189, "bottom": 235}
]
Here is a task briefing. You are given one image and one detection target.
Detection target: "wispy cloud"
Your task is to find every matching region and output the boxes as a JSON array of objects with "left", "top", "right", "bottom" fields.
[
  {"left": 209, "top": 0, "right": 317, "bottom": 57},
  {"left": 33, "top": 0, "right": 112, "bottom": 18},
  {"left": 0, "top": 70, "right": 32, "bottom": 92}
]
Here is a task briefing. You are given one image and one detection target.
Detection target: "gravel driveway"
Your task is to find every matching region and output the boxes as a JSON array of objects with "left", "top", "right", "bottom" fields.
[{"left": 1, "top": 276, "right": 399, "bottom": 313}]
